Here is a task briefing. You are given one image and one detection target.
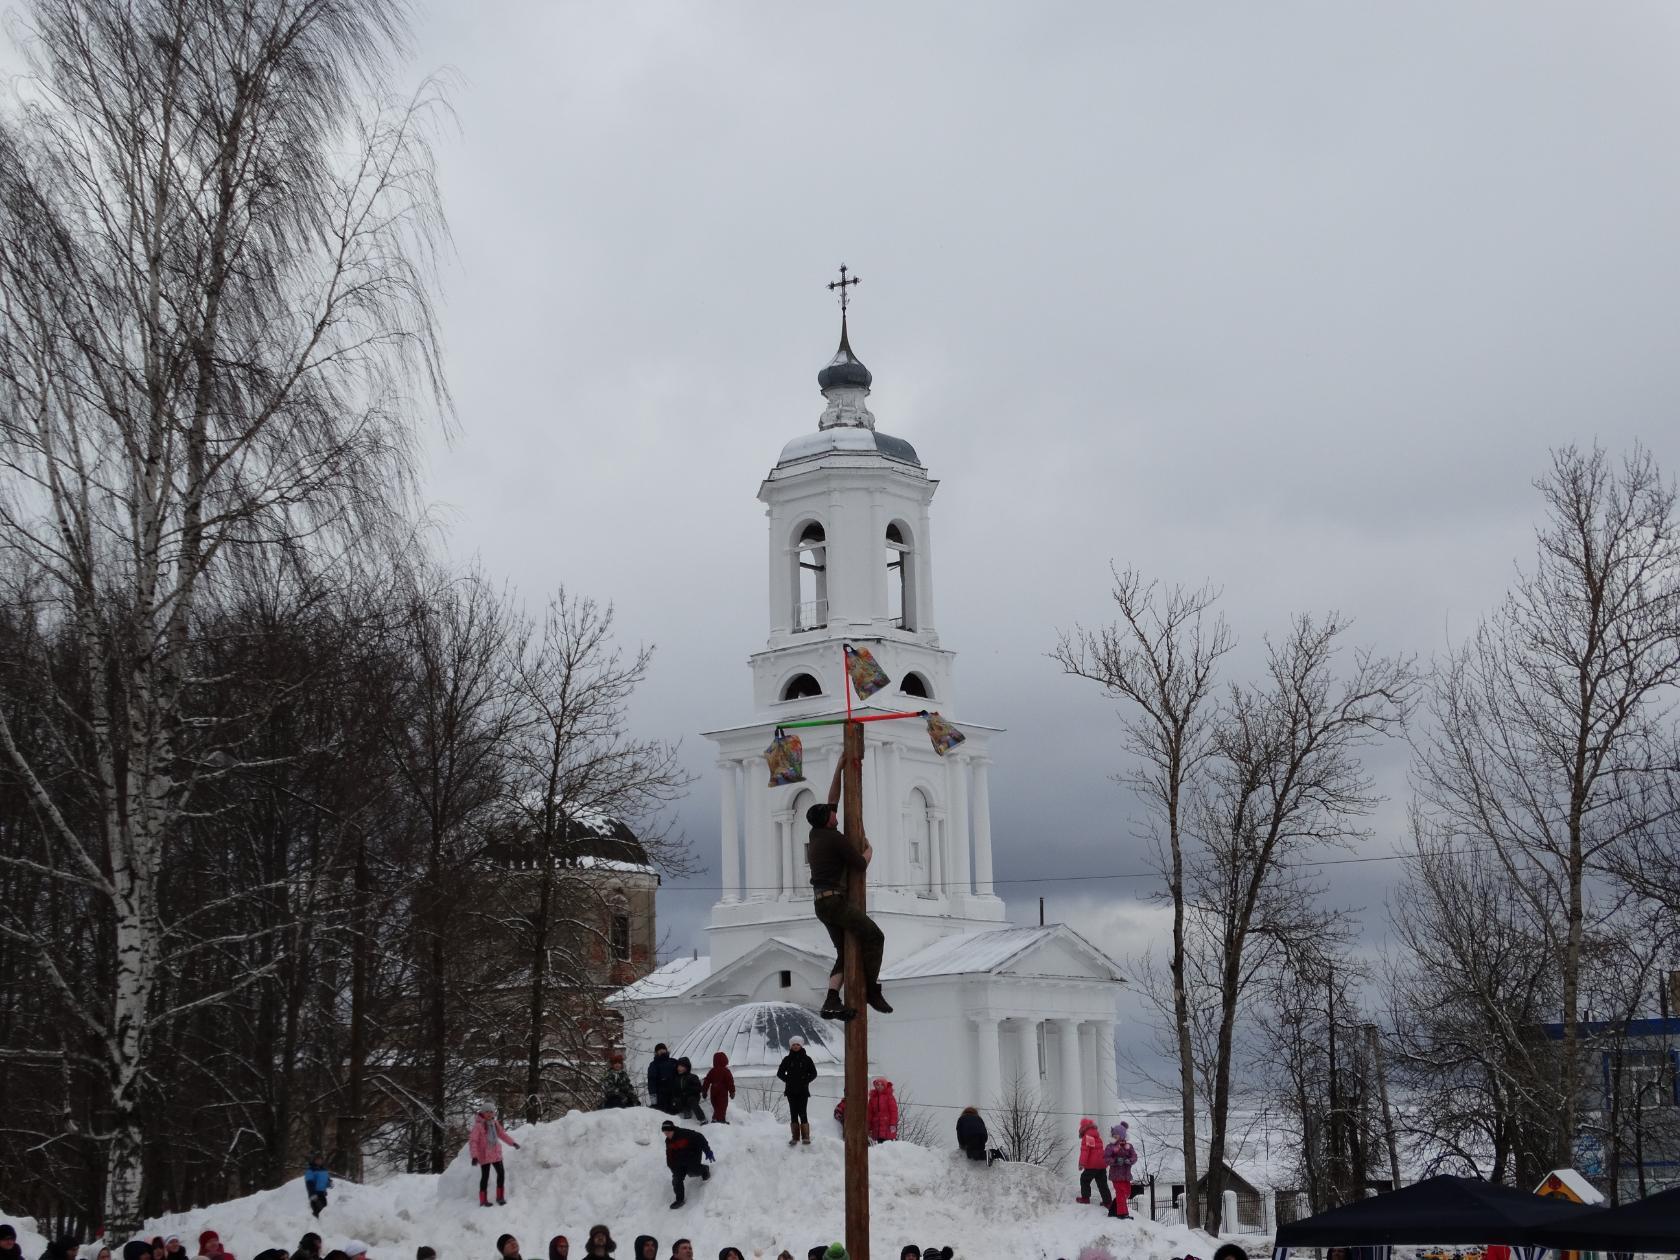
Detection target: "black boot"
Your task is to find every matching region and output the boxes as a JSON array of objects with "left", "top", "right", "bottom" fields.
[
  {"left": 821, "top": 990, "right": 855, "bottom": 1021},
  {"left": 866, "top": 984, "right": 893, "bottom": 1014}
]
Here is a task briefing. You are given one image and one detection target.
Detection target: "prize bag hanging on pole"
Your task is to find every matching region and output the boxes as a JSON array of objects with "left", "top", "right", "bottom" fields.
[
  {"left": 924, "top": 711, "right": 966, "bottom": 756},
  {"left": 765, "top": 726, "right": 806, "bottom": 786},
  {"left": 844, "top": 643, "right": 891, "bottom": 701}
]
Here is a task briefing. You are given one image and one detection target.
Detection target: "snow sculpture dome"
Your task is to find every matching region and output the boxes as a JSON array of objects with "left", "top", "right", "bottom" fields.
[{"left": 670, "top": 1000, "right": 840, "bottom": 1073}]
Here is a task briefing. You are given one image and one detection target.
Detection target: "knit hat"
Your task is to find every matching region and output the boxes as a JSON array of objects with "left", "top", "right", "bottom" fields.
[
  {"left": 899, "top": 1249, "right": 920, "bottom": 1260},
  {"left": 494, "top": 1238, "right": 513, "bottom": 1257},
  {"left": 661, "top": 1120, "right": 675, "bottom": 1131},
  {"left": 789, "top": 1038, "right": 803, "bottom": 1050},
  {"left": 0, "top": 1228, "right": 15, "bottom": 1242},
  {"left": 198, "top": 1235, "right": 219, "bottom": 1252},
  {"left": 823, "top": 1246, "right": 847, "bottom": 1260},
  {"left": 1111, "top": 1122, "right": 1128, "bottom": 1138},
  {"left": 345, "top": 1244, "right": 369, "bottom": 1260}
]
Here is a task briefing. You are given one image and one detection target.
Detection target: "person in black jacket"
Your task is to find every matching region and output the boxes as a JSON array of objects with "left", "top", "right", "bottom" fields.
[
  {"left": 647, "top": 1044, "right": 679, "bottom": 1112},
  {"left": 660, "top": 1119, "right": 714, "bottom": 1208},
  {"left": 776, "top": 1039, "right": 819, "bottom": 1146},
  {"left": 955, "top": 1106, "right": 988, "bottom": 1162},
  {"left": 672, "top": 1058, "right": 706, "bottom": 1124}
]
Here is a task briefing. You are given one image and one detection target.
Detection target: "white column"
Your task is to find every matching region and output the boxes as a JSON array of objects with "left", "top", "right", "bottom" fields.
[
  {"left": 971, "top": 756, "right": 995, "bottom": 896},
  {"left": 929, "top": 808, "right": 946, "bottom": 900},
  {"left": 946, "top": 754, "right": 971, "bottom": 896},
  {"left": 882, "top": 740, "right": 903, "bottom": 893},
  {"left": 1095, "top": 1020, "right": 1117, "bottom": 1118},
  {"left": 975, "top": 1016, "right": 1003, "bottom": 1107},
  {"left": 1014, "top": 1017, "right": 1040, "bottom": 1094},
  {"left": 719, "top": 760, "right": 739, "bottom": 903},
  {"left": 775, "top": 809, "right": 795, "bottom": 899},
  {"left": 746, "top": 756, "right": 769, "bottom": 900},
  {"left": 1058, "top": 1018, "right": 1084, "bottom": 1120},
  {"left": 1080, "top": 1023, "right": 1102, "bottom": 1117}
]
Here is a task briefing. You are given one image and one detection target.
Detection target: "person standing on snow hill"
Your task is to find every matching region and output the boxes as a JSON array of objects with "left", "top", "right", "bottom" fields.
[
  {"left": 582, "top": 1228, "right": 616, "bottom": 1258},
  {"left": 955, "top": 1107, "right": 988, "bottom": 1162},
  {"left": 1075, "top": 1118, "right": 1114, "bottom": 1210},
  {"left": 1103, "top": 1122, "right": 1137, "bottom": 1219},
  {"left": 672, "top": 1057, "right": 706, "bottom": 1123},
  {"left": 660, "top": 1118, "right": 715, "bottom": 1208},
  {"left": 807, "top": 760, "right": 890, "bottom": 1020},
  {"left": 469, "top": 1104, "right": 522, "bottom": 1207},
  {"left": 777, "top": 1038, "right": 819, "bottom": 1146},
  {"left": 866, "top": 1078, "right": 898, "bottom": 1143},
  {"left": 305, "top": 1154, "right": 332, "bottom": 1217},
  {"left": 700, "top": 1052, "right": 735, "bottom": 1124},
  {"left": 600, "top": 1054, "right": 638, "bottom": 1109},
  {"left": 647, "top": 1044, "right": 679, "bottom": 1112}
]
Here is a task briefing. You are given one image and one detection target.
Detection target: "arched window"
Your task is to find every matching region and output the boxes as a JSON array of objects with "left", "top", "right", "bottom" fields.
[
  {"left": 794, "top": 522, "right": 827, "bottom": 632},
  {"left": 906, "top": 787, "right": 933, "bottom": 892},
  {"left": 790, "top": 787, "right": 817, "bottom": 898},
  {"left": 900, "top": 671, "right": 932, "bottom": 700},
  {"left": 885, "top": 521, "right": 915, "bottom": 631},
  {"left": 781, "top": 672, "right": 823, "bottom": 700}
]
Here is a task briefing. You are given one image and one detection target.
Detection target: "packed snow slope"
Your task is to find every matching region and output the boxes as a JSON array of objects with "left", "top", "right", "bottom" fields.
[{"left": 130, "top": 1109, "right": 1217, "bottom": 1260}]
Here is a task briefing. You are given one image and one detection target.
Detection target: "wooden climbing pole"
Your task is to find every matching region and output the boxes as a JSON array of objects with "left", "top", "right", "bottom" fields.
[{"left": 841, "top": 717, "right": 870, "bottom": 1260}]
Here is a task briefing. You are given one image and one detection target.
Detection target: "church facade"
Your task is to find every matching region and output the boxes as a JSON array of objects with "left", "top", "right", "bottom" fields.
[{"left": 611, "top": 297, "right": 1123, "bottom": 1139}]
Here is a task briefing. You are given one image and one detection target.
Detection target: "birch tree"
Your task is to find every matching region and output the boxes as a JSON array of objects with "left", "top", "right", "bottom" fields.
[
  {"left": 1413, "top": 445, "right": 1680, "bottom": 1163},
  {"left": 0, "top": 0, "right": 445, "bottom": 1231}
]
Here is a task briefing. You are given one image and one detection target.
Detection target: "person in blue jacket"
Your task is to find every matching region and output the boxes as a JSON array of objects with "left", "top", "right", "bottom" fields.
[{"left": 304, "top": 1155, "right": 332, "bottom": 1217}]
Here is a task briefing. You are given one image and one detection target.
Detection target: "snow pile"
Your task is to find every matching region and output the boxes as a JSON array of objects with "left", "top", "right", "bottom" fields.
[{"left": 110, "top": 1108, "right": 1219, "bottom": 1260}]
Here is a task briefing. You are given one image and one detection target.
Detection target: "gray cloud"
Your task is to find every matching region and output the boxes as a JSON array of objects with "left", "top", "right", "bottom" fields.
[{"left": 404, "top": 2, "right": 1680, "bottom": 1041}]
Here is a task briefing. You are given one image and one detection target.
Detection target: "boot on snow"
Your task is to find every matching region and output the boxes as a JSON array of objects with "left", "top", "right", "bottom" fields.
[
  {"left": 670, "top": 1195, "right": 684, "bottom": 1210},
  {"left": 789, "top": 1122, "right": 801, "bottom": 1147},
  {"left": 820, "top": 991, "right": 856, "bottom": 1022},
  {"left": 1075, "top": 1197, "right": 1090, "bottom": 1205},
  {"left": 496, "top": 1188, "right": 506, "bottom": 1206},
  {"left": 865, "top": 985, "right": 893, "bottom": 1014},
  {"left": 800, "top": 1122, "right": 812, "bottom": 1146},
  {"left": 700, "top": 1166, "right": 710, "bottom": 1181},
  {"left": 479, "top": 1191, "right": 490, "bottom": 1208}
]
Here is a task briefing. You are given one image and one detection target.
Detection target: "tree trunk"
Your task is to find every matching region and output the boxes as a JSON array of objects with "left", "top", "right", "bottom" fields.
[
  {"left": 524, "top": 855, "right": 553, "bottom": 1125},
  {"left": 1170, "top": 786, "right": 1200, "bottom": 1229}
]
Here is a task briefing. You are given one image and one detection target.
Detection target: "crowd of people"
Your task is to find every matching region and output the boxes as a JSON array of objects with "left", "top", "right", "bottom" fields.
[{"left": 1, "top": 1225, "right": 961, "bottom": 1260}]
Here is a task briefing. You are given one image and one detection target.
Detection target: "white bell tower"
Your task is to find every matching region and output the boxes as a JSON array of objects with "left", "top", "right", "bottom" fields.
[{"left": 702, "top": 272, "right": 1006, "bottom": 971}]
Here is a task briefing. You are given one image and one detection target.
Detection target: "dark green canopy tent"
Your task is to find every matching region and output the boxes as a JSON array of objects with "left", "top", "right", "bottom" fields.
[
  {"left": 1527, "top": 1184, "right": 1680, "bottom": 1254},
  {"left": 1273, "top": 1175, "right": 1596, "bottom": 1252}
]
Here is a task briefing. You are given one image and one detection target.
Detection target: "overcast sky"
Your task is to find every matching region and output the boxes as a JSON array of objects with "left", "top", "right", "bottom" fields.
[{"left": 401, "top": 2, "right": 1680, "bottom": 1086}]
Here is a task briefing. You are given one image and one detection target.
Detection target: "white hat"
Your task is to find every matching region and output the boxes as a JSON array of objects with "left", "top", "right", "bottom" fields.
[
  {"left": 789, "top": 1037, "right": 803, "bottom": 1049},
  {"left": 344, "top": 1243, "right": 369, "bottom": 1259}
]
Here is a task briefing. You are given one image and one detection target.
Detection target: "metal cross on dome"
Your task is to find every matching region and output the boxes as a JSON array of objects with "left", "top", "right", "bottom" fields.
[{"left": 827, "top": 263, "right": 860, "bottom": 313}]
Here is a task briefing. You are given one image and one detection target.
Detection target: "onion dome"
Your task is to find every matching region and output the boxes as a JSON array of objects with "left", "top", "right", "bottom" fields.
[{"left": 817, "top": 312, "right": 873, "bottom": 391}]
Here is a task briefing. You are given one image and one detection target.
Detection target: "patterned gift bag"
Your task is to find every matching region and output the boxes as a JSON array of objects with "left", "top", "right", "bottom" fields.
[
  {"left": 765, "top": 727, "right": 805, "bottom": 786},
  {"left": 924, "top": 711, "right": 966, "bottom": 756},
  {"left": 844, "top": 643, "right": 891, "bottom": 700}
]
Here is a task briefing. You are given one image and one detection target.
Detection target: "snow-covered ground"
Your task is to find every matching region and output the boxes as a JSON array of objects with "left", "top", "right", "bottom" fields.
[{"left": 13, "top": 1109, "right": 1240, "bottom": 1260}]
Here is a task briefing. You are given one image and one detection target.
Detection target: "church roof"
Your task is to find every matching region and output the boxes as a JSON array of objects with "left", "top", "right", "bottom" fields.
[
  {"left": 776, "top": 425, "right": 921, "bottom": 469},
  {"left": 881, "top": 924, "right": 1125, "bottom": 982},
  {"left": 670, "top": 1000, "right": 841, "bottom": 1070},
  {"left": 608, "top": 954, "right": 711, "bottom": 1004},
  {"left": 484, "top": 806, "right": 656, "bottom": 875}
]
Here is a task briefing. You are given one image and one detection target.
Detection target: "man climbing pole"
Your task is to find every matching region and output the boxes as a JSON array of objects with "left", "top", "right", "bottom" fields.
[{"left": 808, "top": 746, "right": 890, "bottom": 1019}]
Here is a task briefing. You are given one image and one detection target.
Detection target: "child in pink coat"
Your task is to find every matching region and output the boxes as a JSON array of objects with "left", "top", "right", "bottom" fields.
[
  {"left": 1104, "top": 1122, "right": 1138, "bottom": 1219},
  {"left": 469, "top": 1105, "right": 521, "bottom": 1207}
]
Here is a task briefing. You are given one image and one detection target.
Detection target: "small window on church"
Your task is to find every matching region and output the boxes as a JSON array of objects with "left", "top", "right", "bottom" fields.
[
  {"left": 781, "top": 672, "right": 822, "bottom": 700},
  {"left": 901, "top": 672, "right": 931, "bottom": 699},
  {"left": 779, "top": 969, "right": 792, "bottom": 989},
  {"left": 611, "top": 914, "right": 630, "bottom": 963},
  {"left": 886, "top": 522, "right": 915, "bottom": 631}
]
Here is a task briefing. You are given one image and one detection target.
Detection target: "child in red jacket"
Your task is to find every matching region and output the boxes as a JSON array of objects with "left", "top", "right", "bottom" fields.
[
  {"left": 1075, "top": 1118, "right": 1114, "bottom": 1209},
  {"left": 867, "top": 1078, "right": 899, "bottom": 1142},
  {"left": 701, "top": 1051, "right": 736, "bottom": 1124}
]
